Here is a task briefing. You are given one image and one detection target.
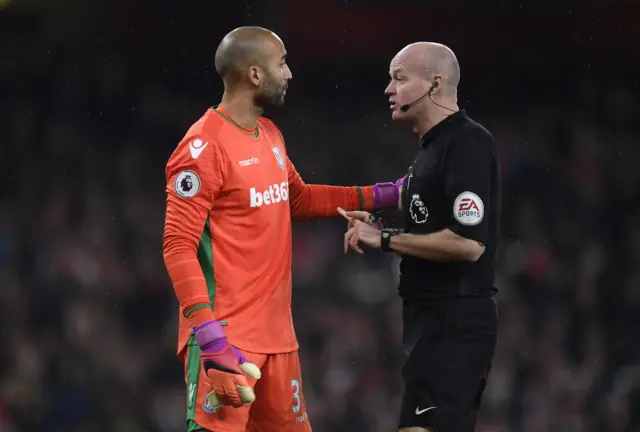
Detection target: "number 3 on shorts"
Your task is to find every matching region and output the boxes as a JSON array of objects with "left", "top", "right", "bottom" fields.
[{"left": 291, "top": 379, "right": 301, "bottom": 413}]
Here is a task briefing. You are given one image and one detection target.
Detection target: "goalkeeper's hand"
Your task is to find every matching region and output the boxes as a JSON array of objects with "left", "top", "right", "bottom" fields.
[
  {"left": 194, "top": 320, "right": 262, "bottom": 411},
  {"left": 372, "top": 176, "right": 406, "bottom": 210}
]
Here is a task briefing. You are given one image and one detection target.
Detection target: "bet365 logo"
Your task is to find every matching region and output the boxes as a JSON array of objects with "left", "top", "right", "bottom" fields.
[{"left": 250, "top": 182, "right": 289, "bottom": 207}]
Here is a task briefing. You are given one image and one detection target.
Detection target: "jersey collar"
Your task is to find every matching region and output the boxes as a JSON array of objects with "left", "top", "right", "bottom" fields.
[{"left": 418, "top": 110, "right": 468, "bottom": 147}]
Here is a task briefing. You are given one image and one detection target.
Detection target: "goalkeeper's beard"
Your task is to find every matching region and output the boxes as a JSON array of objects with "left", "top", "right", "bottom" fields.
[{"left": 255, "top": 76, "right": 287, "bottom": 108}]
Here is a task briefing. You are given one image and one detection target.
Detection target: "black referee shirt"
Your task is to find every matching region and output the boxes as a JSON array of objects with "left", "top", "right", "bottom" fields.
[{"left": 398, "top": 110, "right": 501, "bottom": 300}]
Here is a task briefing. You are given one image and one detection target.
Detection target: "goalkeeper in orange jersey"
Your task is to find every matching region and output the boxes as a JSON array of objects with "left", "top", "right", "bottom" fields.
[{"left": 163, "top": 26, "right": 404, "bottom": 432}]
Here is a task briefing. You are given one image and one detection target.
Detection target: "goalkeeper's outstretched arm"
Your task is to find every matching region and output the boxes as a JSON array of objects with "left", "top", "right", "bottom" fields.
[{"left": 286, "top": 156, "right": 403, "bottom": 221}]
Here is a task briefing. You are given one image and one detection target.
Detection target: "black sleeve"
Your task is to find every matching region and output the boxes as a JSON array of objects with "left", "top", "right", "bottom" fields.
[{"left": 443, "top": 127, "right": 495, "bottom": 245}]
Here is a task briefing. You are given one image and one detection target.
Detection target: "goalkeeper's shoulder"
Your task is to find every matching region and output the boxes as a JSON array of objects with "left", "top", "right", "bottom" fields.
[
  {"left": 166, "top": 109, "right": 228, "bottom": 164},
  {"left": 165, "top": 130, "right": 229, "bottom": 188}
]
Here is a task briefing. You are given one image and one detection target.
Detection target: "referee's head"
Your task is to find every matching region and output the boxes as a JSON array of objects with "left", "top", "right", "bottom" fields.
[{"left": 386, "top": 42, "right": 460, "bottom": 126}]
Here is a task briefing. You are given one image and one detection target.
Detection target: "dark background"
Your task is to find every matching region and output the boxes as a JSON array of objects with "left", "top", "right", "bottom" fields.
[{"left": 2, "top": 1, "right": 640, "bottom": 431}]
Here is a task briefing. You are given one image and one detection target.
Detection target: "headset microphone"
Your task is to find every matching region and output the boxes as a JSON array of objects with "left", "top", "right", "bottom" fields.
[{"left": 400, "top": 81, "right": 438, "bottom": 112}]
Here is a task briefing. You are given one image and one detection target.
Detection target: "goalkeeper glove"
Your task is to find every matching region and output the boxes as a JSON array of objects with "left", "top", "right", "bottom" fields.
[
  {"left": 194, "top": 320, "right": 262, "bottom": 411},
  {"left": 373, "top": 176, "right": 406, "bottom": 210}
]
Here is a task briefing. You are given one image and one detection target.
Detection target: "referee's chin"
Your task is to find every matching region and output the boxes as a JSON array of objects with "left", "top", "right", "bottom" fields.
[{"left": 391, "top": 109, "right": 413, "bottom": 122}]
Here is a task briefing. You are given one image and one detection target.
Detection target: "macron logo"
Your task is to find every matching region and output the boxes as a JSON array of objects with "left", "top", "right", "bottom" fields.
[
  {"left": 189, "top": 139, "right": 208, "bottom": 159},
  {"left": 239, "top": 157, "right": 260, "bottom": 167},
  {"left": 250, "top": 182, "right": 289, "bottom": 207}
]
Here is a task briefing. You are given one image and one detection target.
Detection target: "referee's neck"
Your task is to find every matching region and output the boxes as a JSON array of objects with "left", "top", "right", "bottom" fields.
[{"left": 413, "top": 106, "right": 459, "bottom": 137}]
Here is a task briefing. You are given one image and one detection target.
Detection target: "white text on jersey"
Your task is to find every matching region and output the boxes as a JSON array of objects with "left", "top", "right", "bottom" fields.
[
  {"left": 250, "top": 183, "right": 289, "bottom": 207},
  {"left": 239, "top": 157, "right": 260, "bottom": 167}
]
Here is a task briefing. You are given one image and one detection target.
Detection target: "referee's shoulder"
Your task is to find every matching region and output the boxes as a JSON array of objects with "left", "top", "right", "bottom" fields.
[
  {"left": 461, "top": 115, "right": 494, "bottom": 140},
  {"left": 453, "top": 117, "right": 497, "bottom": 154}
]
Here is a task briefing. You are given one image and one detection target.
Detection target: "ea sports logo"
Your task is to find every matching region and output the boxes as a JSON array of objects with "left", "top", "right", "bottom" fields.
[
  {"left": 453, "top": 191, "right": 484, "bottom": 226},
  {"left": 459, "top": 198, "right": 480, "bottom": 212}
]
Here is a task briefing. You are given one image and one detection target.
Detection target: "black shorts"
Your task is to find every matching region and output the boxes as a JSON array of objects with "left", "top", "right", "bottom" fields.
[{"left": 398, "top": 296, "right": 498, "bottom": 431}]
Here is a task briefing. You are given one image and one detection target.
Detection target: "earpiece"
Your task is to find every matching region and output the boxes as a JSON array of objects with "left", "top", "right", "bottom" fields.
[{"left": 401, "top": 80, "right": 450, "bottom": 112}]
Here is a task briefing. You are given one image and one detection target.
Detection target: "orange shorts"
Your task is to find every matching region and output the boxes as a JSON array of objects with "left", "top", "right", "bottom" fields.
[{"left": 183, "top": 338, "right": 312, "bottom": 432}]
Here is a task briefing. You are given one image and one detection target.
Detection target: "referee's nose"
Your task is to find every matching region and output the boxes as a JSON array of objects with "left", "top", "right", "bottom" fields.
[{"left": 385, "top": 81, "right": 395, "bottom": 96}]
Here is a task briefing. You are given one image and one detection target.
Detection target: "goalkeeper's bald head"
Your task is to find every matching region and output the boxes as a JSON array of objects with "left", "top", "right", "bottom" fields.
[
  {"left": 215, "top": 27, "right": 286, "bottom": 86},
  {"left": 214, "top": 27, "right": 291, "bottom": 108}
]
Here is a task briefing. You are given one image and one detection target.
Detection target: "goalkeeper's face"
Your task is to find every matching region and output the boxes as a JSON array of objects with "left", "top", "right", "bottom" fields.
[
  {"left": 254, "top": 37, "right": 292, "bottom": 108},
  {"left": 255, "top": 68, "right": 289, "bottom": 108}
]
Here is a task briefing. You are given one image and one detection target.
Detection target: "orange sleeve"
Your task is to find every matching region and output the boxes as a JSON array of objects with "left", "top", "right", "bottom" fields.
[
  {"left": 287, "top": 156, "right": 375, "bottom": 221},
  {"left": 163, "top": 136, "right": 227, "bottom": 327}
]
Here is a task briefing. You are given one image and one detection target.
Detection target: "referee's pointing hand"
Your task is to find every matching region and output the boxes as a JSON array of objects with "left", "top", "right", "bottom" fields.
[{"left": 338, "top": 207, "right": 381, "bottom": 254}]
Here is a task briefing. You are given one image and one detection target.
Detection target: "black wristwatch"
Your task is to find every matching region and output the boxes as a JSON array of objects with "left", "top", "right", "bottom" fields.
[
  {"left": 381, "top": 228, "right": 402, "bottom": 252},
  {"left": 368, "top": 211, "right": 388, "bottom": 229}
]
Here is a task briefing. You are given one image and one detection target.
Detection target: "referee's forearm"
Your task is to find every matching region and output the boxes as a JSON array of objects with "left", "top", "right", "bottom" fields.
[{"left": 389, "top": 229, "right": 484, "bottom": 261}]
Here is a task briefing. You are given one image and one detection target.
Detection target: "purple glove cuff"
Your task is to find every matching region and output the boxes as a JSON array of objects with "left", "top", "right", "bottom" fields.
[
  {"left": 373, "top": 176, "right": 405, "bottom": 209},
  {"left": 194, "top": 320, "right": 227, "bottom": 352},
  {"left": 233, "top": 347, "right": 249, "bottom": 364}
]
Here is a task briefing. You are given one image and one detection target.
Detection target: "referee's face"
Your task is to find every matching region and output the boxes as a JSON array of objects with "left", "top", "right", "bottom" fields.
[{"left": 385, "top": 57, "right": 426, "bottom": 122}]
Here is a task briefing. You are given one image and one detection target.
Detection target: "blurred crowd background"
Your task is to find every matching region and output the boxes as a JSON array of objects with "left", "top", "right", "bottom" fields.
[{"left": 2, "top": 1, "right": 640, "bottom": 431}]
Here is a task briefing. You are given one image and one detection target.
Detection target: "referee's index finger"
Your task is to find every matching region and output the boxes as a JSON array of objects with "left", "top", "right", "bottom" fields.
[{"left": 337, "top": 207, "right": 351, "bottom": 220}]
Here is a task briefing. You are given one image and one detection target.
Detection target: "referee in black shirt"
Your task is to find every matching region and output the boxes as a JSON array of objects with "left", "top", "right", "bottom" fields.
[{"left": 339, "top": 42, "right": 500, "bottom": 432}]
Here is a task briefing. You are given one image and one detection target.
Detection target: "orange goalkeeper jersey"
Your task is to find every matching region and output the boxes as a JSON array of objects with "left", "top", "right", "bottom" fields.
[{"left": 163, "top": 107, "right": 377, "bottom": 357}]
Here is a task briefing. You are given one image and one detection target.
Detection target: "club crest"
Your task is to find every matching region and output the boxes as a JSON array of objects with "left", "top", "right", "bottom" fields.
[{"left": 271, "top": 146, "right": 285, "bottom": 169}]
